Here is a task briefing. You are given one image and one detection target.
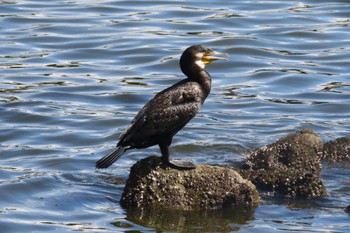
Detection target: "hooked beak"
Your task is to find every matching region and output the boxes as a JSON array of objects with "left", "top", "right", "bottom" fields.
[{"left": 202, "top": 50, "right": 229, "bottom": 65}]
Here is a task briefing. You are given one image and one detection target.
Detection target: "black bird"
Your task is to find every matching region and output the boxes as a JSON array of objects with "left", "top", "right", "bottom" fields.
[{"left": 96, "top": 45, "right": 228, "bottom": 169}]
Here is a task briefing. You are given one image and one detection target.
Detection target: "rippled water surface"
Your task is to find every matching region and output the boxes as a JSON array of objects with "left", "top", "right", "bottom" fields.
[{"left": 1, "top": 0, "right": 349, "bottom": 232}]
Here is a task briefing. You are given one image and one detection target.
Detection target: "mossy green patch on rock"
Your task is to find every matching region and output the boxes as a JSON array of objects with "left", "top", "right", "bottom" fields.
[{"left": 121, "top": 156, "right": 259, "bottom": 210}]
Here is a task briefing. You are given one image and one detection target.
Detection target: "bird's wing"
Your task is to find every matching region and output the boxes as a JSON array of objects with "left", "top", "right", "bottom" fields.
[
  {"left": 118, "top": 100, "right": 157, "bottom": 142},
  {"left": 118, "top": 81, "right": 203, "bottom": 145}
]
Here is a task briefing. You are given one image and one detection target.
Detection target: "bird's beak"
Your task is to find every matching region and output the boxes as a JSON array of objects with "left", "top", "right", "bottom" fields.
[{"left": 202, "top": 51, "right": 229, "bottom": 65}]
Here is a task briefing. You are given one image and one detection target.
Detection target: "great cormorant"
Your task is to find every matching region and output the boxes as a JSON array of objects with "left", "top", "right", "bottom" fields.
[{"left": 96, "top": 45, "right": 228, "bottom": 169}]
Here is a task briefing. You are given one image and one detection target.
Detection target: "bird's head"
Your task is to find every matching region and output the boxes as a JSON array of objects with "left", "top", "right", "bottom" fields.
[{"left": 180, "top": 45, "right": 228, "bottom": 76}]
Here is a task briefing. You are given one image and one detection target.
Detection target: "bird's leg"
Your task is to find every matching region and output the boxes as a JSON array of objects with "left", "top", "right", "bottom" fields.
[
  {"left": 159, "top": 143, "right": 196, "bottom": 170},
  {"left": 159, "top": 142, "right": 170, "bottom": 164}
]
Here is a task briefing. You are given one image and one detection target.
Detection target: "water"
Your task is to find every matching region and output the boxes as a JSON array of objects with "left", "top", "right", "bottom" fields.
[{"left": 1, "top": 0, "right": 349, "bottom": 232}]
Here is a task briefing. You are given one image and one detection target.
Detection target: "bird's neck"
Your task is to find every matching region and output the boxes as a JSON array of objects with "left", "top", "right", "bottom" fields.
[
  {"left": 196, "top": 69, "right": 212, "bottom": 97},
  {"left": 183, "top": 66, "right": 212, "bottom": 97}
]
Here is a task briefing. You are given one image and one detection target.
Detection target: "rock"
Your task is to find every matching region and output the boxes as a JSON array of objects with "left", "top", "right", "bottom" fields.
[
  {"left": 121, "top": 156, "right": 259, "bottom": 210},
  {"left": 240, "top": 129, "right": 327, "bottom": 198},
  {"left": 322, "top": 137, "right": 350, "bottom": 162}
]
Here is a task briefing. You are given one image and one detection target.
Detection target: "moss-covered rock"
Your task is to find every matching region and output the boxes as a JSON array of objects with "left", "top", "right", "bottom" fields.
[
  {"left": 240, "top": 129, "right": 327, "bottom": 198},
  {"left": 121, "top": 156, "right": 259, "bottom": 210},
  {"left": 322, "top": 137, "right": 350, "bottom": 162}
]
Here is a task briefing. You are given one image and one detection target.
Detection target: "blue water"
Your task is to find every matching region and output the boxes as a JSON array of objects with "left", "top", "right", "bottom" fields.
[{"left": 0, "top": 0, "right": 349, "bottom": 232}]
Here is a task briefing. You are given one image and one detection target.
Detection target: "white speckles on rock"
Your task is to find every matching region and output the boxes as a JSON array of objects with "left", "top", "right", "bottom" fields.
[
  {"left": 121, "top": 156, "right": 259, "bottom": 210},
  {"left": 240, "top": 129, "right": 327, "bottom": 199}
]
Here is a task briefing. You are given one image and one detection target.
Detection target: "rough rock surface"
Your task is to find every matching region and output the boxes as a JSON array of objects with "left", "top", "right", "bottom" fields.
[
  {"left": 322, "top": 137, "right": 350, "bottom": 162},
  {"left": 240, "top": 129, "right": 327, "bottom": 198},
  {"left": 121, "top": 156, "right": 259, "bottom": 210}
]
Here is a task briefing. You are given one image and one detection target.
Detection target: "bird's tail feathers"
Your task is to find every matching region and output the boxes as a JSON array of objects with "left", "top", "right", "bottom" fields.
[{"left": 96, "top": 146, "right": 129, "bottom": 169}]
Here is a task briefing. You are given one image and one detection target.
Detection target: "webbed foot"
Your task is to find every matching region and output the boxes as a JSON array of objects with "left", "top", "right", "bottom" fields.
[{"left": 167, "top": 158, "right": 196, "bottom": 170}]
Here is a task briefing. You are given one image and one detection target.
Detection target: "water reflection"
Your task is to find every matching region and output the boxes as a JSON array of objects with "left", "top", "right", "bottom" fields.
[{"left": 119, "top": 206, "right": 256, "bottom": 232}]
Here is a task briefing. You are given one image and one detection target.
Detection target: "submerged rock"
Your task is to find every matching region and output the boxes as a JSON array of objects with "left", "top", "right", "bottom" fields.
[
  {"left": 322, "top": 137, "right": 350, "bottom": 162},
  {"left": 121, "top": 156, "right": 259, "bottom": 210},
  {"left": 240, "top": 129, "right": 327, "bottom": 198}
]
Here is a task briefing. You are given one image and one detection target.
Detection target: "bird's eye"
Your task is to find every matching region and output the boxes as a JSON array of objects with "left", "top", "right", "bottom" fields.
[{"left": 207, "top": 48, "right": 213, "bottom": 53}]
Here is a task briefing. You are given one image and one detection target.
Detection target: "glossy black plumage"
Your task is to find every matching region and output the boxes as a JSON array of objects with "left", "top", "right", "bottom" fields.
[{"left": 96, "top": 45, "right": 227, "bottom": 169}]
